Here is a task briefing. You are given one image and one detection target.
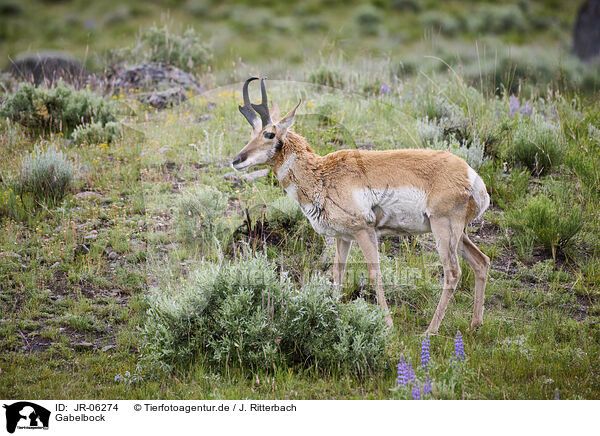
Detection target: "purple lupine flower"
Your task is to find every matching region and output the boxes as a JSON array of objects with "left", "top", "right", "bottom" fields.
[
  {"left": 412, "top": 383, "right": 421, "bottom": 400},
  {"left": 379, "top": 83, "right": 392, "bottom": 94},
  {"left": 520, "top": 101, "right": 533, "bottom": 118},
  {"left": 359, "top": 273, "right": 365, "bottom": 298},
  {"left": 397, "top": 357, "right": 410, "bottom": 385},
  {"left": 423, "top": 375, "right": 432, "bottom": 395},
  {"left": 406, "top": 360, "right": 416, "bottom": 383},
  {"left": 421, "top": 335, "right": 431, "bottom": 370},
  {"left": 509, "top": 95, "right": 520, "bottom": 118},
  {"left": 554, "top": 388, "right": 559, "bottom": 400},
  {"left": 397, "top": 357, "right": 416, "bottom": 385},
  {"left": 454, "top": 330, "right": 465, "bottom": 360}
]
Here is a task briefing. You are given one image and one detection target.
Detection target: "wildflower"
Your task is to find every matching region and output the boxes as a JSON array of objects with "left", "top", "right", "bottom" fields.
[
  {"left": 423, "top": 375, "right": 432, "bottom": 395},
  {"left": 554, "top": 388, "right": 559, "bottom": 400},
  {"left": 421, "top": 335, "right": 431, "bottom": 370},
  {"left": 411, "top": 384, "right": 421, "bottom": 400},
  {"left": 397, "top": 358, "right": 416, "bottom": 386},
  {"left": 379, "top": 83, "right": 392, "bottom": 94},
  {"left": 454, "top": 330, "right": 465, "bottom": 360},
  {"left": 509, "top": 95, "right": 520, "bottom": 118},
  {"left": 520, "top": 101, "right": 533, "bottom": 118},
  {"left": 397, "top": 357, "right": 410, "bottom": 385}
]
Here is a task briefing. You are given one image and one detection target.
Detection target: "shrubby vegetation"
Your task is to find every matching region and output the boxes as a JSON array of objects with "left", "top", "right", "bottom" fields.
[
  {"left": 265, "top": 196, "right": 304, "bottom": 231},
  {"left": 72, "top": 121, "right": 123, "bottom": 145},
  {"left": 174, "top": 185, "right": 231, "bottom": 250},
  {"left": 354, "top": 4, "right": 382, "bottom": 36},
  {"left": 138, "top": 253, "right": 388, "bottom": 375},
  {"left": 16, "top": 145, "right": 75, "bottom": 203},
  {"left": 309, "top": 66, "right": 345, "bottom": 89},
  {"left": 506, "top": 192, "right": 583, "bottom": 260},
  {"left": 510, "top": 117, "right": 563, "bottom": 176},
  {"left": 2, "top": 0, "right": 600, "bottom": 401},
  {"left": 140, "top": 25, "right": 212, "bottom": 72},
  {"left": 0, "top": 82, "right": 118, "bottom": 134}
]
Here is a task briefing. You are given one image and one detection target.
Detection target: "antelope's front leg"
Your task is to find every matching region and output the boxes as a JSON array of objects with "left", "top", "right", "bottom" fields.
[
  {"left": 354, "top": 229, "right": 393, "bottom": 328},
  {"left": 333, "top": 238, "right": 352, "bottom": 287}
]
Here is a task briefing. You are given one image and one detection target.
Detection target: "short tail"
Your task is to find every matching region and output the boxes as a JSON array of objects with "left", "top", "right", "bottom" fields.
[{"left": 468, "top": 168, "right": 490, "bottom": 219}]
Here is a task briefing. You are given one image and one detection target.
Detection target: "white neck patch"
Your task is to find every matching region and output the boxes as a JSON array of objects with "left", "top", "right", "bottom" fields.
[{"left": 276, "top": 152, "right": 296, "bottom": 181}]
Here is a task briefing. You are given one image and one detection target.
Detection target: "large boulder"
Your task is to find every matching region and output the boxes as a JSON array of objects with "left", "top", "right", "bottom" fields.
[
  {"left": 574, "top": 0, "right": 600, "bottom": 61},
  {"left": 9, "top": 51, "right": 87, "bottom": 85},
  {"left": 108, "top": 62, "right": 200, "bottom": 93},
  {"left": 107, "top": 62, "right": 202, "bottom": 109}
]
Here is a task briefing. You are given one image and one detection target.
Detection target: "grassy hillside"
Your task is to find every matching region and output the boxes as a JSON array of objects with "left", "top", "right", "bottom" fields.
[{"left": 0, "top": 0, "right": 599, "bottom": 399}]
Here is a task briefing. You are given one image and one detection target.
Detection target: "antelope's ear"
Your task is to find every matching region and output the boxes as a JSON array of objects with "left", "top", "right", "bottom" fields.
[
  {"left": 275, "top": 100, "right": 301, "bottom": 137},
  {"left": 270, "top": 102, "right": 281, "bottom": 124}
]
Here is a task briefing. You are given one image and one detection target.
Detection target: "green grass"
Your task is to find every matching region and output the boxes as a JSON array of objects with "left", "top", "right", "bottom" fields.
[{"left": 1, "top": 0, "right": 599, "bottom": 400}]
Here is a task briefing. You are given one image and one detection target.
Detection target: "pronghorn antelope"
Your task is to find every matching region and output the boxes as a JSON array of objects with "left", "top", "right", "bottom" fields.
[{"left": 232, "top": 77, "right": 490, "bottom": 333}]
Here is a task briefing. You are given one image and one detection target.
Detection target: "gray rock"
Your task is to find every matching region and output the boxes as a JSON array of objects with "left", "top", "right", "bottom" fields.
[
  {"left": 74, "top": 341, "right": 94, "bottom": 350},
  {"left": 241, "top": 169, "right": 270, "bottom": 182},
  {"left": 9, "top": 51, "right": 87, "bottom": 86},
  {"left": 108, "top": 62, "right": 200, "bottom": 94},
  {"left": 144, "top": 87, "right": 187, "bottom": 110},
  {"left": 73, "top": 244, "right": 90, "bottom": 256},
  {"left": 224, "top": 169, "right": 270, "bottom": 184},
  {"left": 74, "top": 191, "right": 100, "bottom": 200},
  {"left": 108, "top": 251, "right": 119, "bottom": 260}
]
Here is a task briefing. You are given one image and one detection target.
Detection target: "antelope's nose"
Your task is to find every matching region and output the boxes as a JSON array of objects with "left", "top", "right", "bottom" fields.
[{"left": 232, "top": 151, "right": 247, "bottom": 168}]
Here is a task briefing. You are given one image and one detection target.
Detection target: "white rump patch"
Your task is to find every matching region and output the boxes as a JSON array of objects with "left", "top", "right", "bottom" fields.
[{"left": 467, "top": 167, "right": 490, "bottom": 218}]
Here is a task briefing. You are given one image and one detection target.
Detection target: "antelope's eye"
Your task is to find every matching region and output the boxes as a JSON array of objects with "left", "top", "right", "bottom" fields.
[{"left": 263, "top": 131, "right": 275, "bottom": 139}]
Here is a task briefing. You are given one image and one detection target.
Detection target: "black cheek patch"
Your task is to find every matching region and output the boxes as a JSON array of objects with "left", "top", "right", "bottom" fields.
[{"left": 275, "top": 139, "right": 283, "bottom": 150}]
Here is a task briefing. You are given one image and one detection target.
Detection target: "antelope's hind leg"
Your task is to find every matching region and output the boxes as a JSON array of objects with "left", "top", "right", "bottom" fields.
[
  {"left": 426, "top": 216, "right": 463, "bottom": 334},
  {"left": 458, "top": 233, "right": 490, "bottom": 330}
]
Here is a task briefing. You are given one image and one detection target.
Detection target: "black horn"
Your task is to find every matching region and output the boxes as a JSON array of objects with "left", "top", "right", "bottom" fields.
[
  {"left": 251, "top": 77, "right": 273, "bottom": 127},
  {"left": 238, "top": 77, "right": 260, "bottom": 129}
]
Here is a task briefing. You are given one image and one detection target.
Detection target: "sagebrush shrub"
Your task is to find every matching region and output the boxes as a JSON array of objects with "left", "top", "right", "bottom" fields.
[
  {"left": 512, "top": 117, "right": 563, "bottom": 176},
  {"left": 470, "top": 5, "right": 529, "bottom": 34},
  {"left": 481, "top": 164, "right": 529, "bottom": 209},
  {"left": 138, "top": 253, "right": 388, "bottom": 375},
  {"left": 354, "top": 4, "right": 382, "bottom": 36},
  {"left": 266, "top": 196, "right": 304, "bottom": 230},
  {"left": 0, "top": 82, "right": 117, "bottom": 134},
  {"left": 421, "top": 11, "right": 463, "bottom": 36},
  {"left": 141, "top": 26, "right": 212, "bottom": 72},
  {"left": 17, "top": 146, "right": 75, "bottom": 202},
  {"left": 175, "top": 185, "right": 230, "bottom": 249},
  {"left": 72, "top": 121, "right": 122, "bottom": 145},
  {"left": 309, "top": 66, "right": 345, "bottom": 89},
  {"left": 506, "top": 193, "right": 583, "bottom": 259}
]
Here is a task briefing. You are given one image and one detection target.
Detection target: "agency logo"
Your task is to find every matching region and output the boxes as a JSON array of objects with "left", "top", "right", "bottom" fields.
[{"left": 3, "top": 402, "right": 50, "bottom": 434}]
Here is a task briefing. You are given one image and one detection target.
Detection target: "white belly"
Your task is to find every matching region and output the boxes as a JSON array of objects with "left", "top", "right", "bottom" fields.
[{"left": 354, "top": 187, "right": 431, "bottom": 235}]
